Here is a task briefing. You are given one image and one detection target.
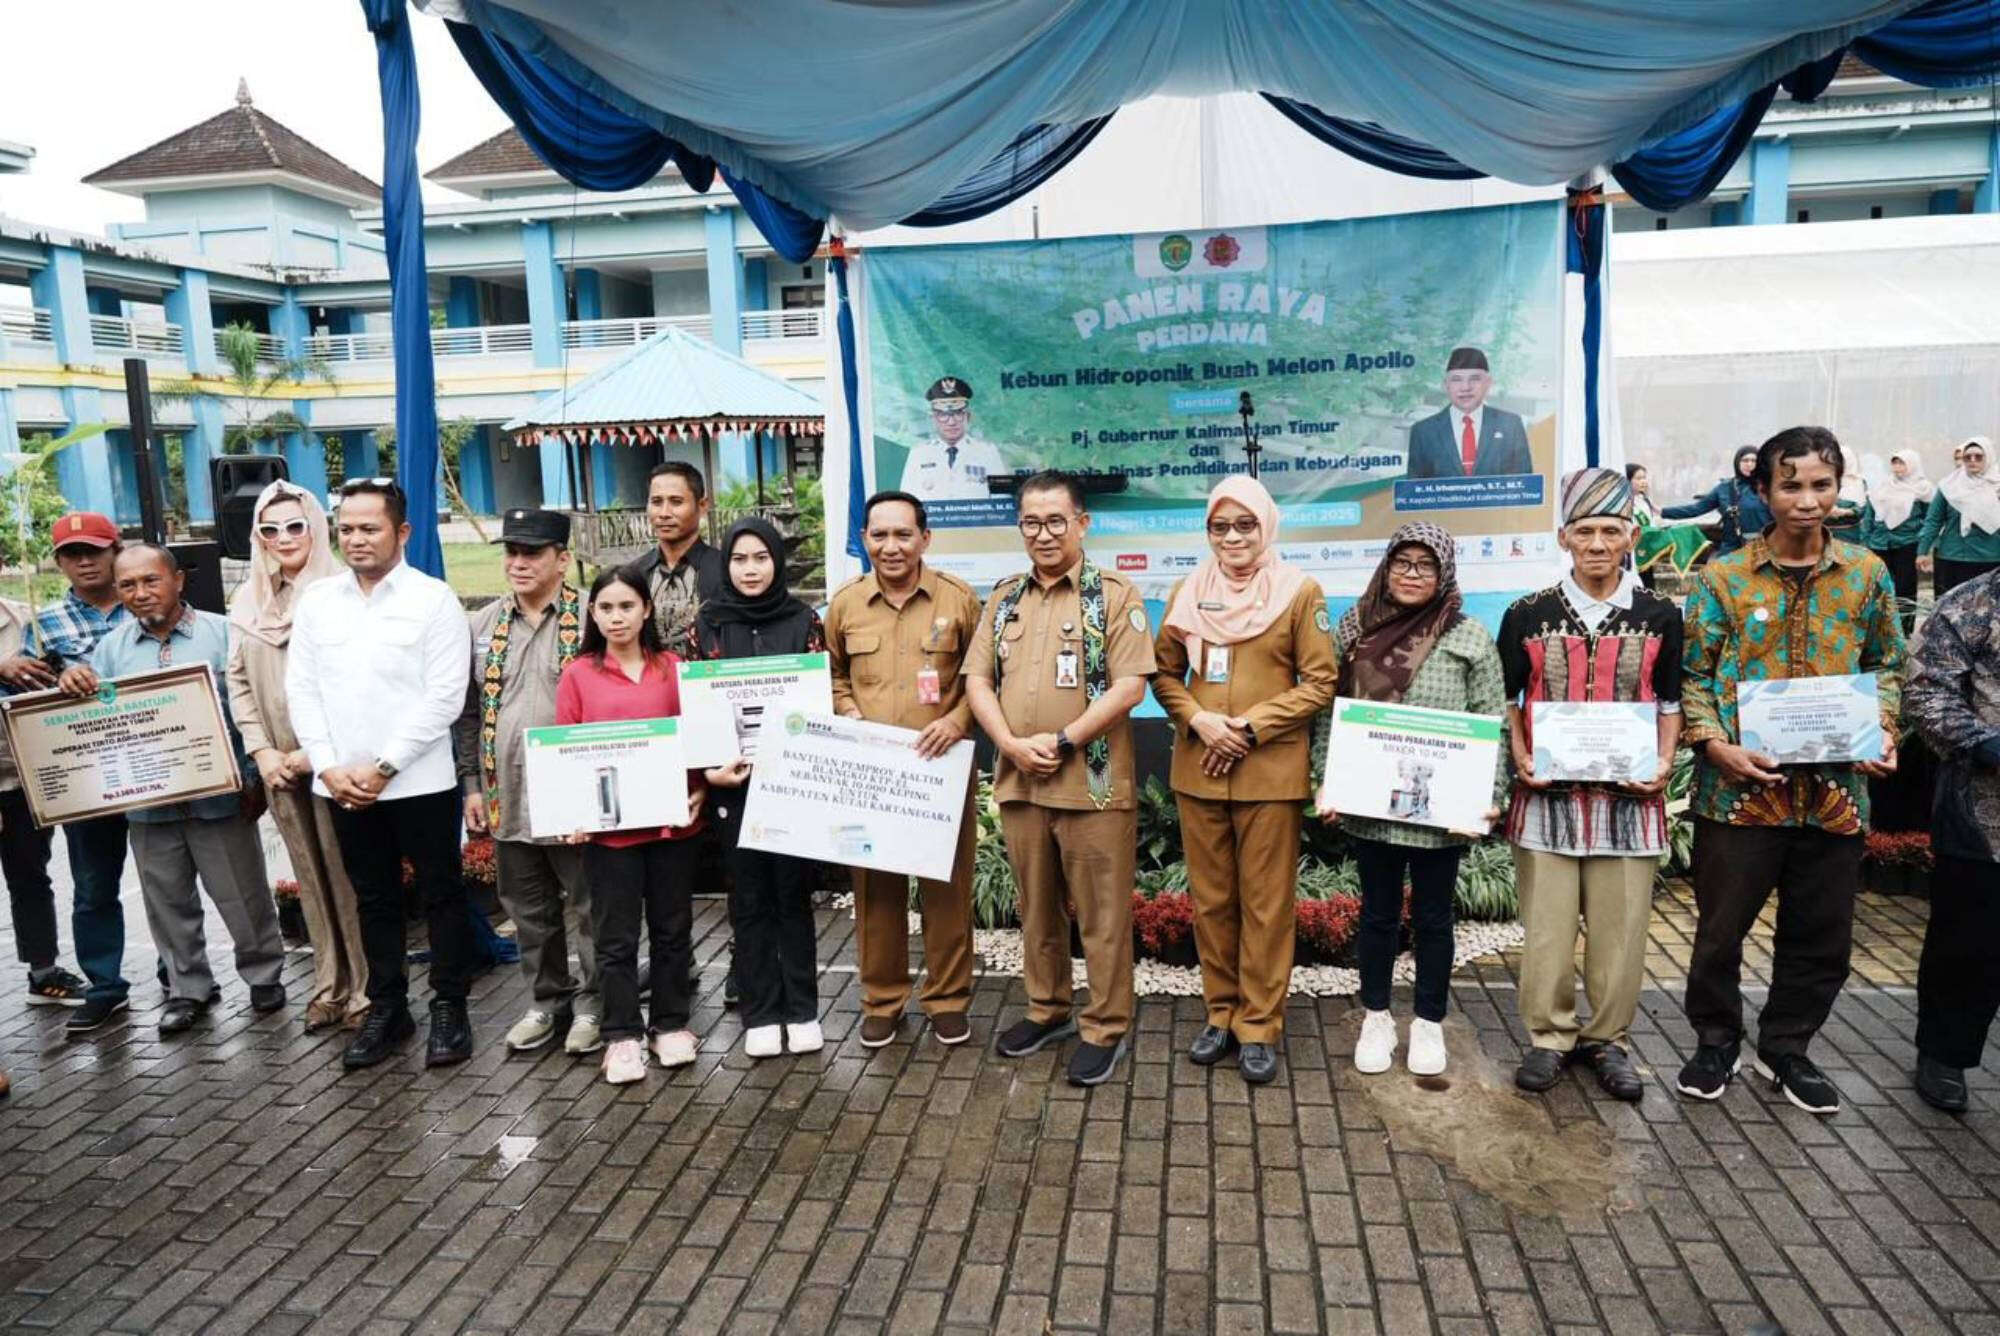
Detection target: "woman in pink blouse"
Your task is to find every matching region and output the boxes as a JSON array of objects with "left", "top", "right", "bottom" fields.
[{"left": 556, "top": 565, "right": 707, "bottom": 1085}]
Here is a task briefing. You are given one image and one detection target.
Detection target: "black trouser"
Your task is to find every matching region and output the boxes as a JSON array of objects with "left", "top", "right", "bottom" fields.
[
  {"left": 728, "top": 845, "right": 818, "bottom": 1028},
  {"left": 586, "top": 837, "right": 697, "bottom": 1040},
  {"left": 1353, "top": 837, "right": 1460, "bottom": 1023},
  {"left": 1916, "top": 854, "right": 2000, "bottom": 1069},
  {"left": 1874, "top": 545, "right": 1917, "bottom": 603},
  {"left": 0, "top": 787, "right": 57, "bottom": 968},
  {"left": 330, "top": 788, "right": 473, "bottom": 1008},
  {"left": 1686, "top": 818, "right": 1860, "bottom": 1059},
  {"left": 1935, "top": 558, "right": 2000, "bottom": 599}
]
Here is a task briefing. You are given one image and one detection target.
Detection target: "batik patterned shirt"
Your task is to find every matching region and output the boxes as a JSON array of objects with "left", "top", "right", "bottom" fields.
[
  {"left": 1904, "top": 571, "right": 2000, "bottom": 863},
  {"left": 1681, "top": 533, "right": 1905, "bottom": 835}
]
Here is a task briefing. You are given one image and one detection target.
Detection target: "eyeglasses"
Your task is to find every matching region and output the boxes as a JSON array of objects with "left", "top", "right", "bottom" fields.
[
  {"left": 1388, "top": 557, "right": 1440, "bottom": 577},
  {"left": 930, "top": 406, "right": 969, "bottom": 420},
  {"left": 1205, "top": 517, "right": 1260, "bottom": 538},
  {"left": 1017, "top": 516, "right": 1071, "bottom": 539},
  {"left": 255, "top": 518, "right": 312, "bottom": 540}
]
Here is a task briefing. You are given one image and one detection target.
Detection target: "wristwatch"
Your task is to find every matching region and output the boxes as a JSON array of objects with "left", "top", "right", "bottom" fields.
[
  {"left": 372, "top": 757, "right": 399, "bottom": 780},
  {"left": 1055, "top": 729, "right": 1076, "bottom": 758}
]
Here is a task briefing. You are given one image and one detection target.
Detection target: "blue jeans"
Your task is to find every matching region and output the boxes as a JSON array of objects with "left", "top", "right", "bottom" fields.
[{"left": 65, "top": 813, "right": 130, "bottom": 1002}]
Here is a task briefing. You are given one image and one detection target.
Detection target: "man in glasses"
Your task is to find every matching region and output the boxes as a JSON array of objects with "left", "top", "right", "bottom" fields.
[
  {"left": 288, "top": 478, "right": 479, "bottom": 1069},
  {"left": 964, "top": 471, "right": 1155, "bottom": 1086},
  {"left": 904, "top": 377, "right": 1006, "bottom": 502},
  {"left": 1405, "top": 346, "right": 1533, "bottom": 480},
  {"left": 452, "top": 508, "right": 599, "bottom": 1057},
  {"left": 6, "top": 513, "right": 132, "bottom": 1032}
]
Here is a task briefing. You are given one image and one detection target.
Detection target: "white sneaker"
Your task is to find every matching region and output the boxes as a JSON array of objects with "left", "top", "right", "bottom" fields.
[
  {"left": 1407, "top": 1018, "right": 1448, "bottom": 1076},
  {"left": 744, "top": 1024, "right": 783, "bottom": 1058},
  {"left": 649, "top": 1029, "right": 699, "bottom": 1068},
  {"left": 505, "top": 1008, "right": 557, "bottom": 1051},
  {"left": 565, "top": 1013, "right": 603, "bottom": 1055},
  {"left": 1354, "top": 1009, "right": 1397, "bottom": 1074},
  {"left": 786, "top": 1021, "right": 825, "bottom": 1054},
  {"left": 601, "top": 1037, "right": 647, "bottom": 1084}
]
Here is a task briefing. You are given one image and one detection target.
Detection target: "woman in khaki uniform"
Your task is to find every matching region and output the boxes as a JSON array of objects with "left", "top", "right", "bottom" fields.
[
  {"left": 1154, "top": 476, "right": 1336, "bottom": 1084},
  {"left": 226, "top": 481, "right": 369, "bottom": 1032}
]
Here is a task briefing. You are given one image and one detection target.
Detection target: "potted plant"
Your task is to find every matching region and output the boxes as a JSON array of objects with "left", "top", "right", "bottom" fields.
[
  {"left": 1863, "top": 829, "right": 1933, "bottom": 897},
  {"left": 273, "top": 879, "right": 308, "bottom": 948}
]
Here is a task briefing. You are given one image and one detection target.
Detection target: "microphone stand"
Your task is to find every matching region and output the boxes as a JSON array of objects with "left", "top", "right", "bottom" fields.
[{"left": 1238, "top": 391, "right": 1261, "bottom": 479}]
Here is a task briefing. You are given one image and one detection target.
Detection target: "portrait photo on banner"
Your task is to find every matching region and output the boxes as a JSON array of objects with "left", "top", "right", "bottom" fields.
[{"left": 852, "top": 200, "right": 1565, "bottom": 598}]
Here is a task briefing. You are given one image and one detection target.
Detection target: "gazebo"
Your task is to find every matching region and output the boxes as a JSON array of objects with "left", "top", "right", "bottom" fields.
[{"left": 503, "top": 325, "right": 824, "bottom": 566}]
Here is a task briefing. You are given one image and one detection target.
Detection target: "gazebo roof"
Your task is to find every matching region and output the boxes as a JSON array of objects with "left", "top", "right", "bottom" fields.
[{"left": 505, "top": 326, "right": 822, "bottom": 444}]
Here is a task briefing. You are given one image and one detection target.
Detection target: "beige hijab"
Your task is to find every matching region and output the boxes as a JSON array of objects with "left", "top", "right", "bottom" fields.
[
  {"left": 227, "top": 480, "right": 338, "bottom": 647},
  {"left": 1161, "top": 475, "right": 1309, "bottom": 653}
]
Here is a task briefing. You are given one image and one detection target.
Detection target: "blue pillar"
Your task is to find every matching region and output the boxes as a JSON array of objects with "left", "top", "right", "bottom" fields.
[
  {"left": 105, "top": 429, "right": 140, "bottom": 526},
  {"left": 703, "top": 209, "right": 744, "bottom": 354},
  {"left": 1977, "top": 124, "right": 2000, "bottom": 213},
  {"left": 522, "top": 222, "right": 566, "bottom": 368},
  {"left": 31, "top": 247, "right": 93, "bottom": 364},
  {"left": 53, "top": 389, "right": 114, "bottom": 516},
  {"left": 270, "top": 291, "right": 308, "bottom": 359},
  {"left": 1708, "top": 201, "right": 1741, "bottom": 227},
  {"left": 742, "top": 259, "right": 767, "bottom": 316},
  {"left": 446, "top": 276, "right": 480, "bottom": 328},
  {"left": 574, "top": 269, "right": 603, "bottom": 321},
  {"left": 461, "top": 426, "right": 495, "bottom": 515},
  {"left": 283, "top": 409, "right": 329, "bottom": 502},
  {"left": 0, "top": 387, "right": 19, "bottom": 459},
  {"left": 346, "top": 431, "right": 382, "bottom": 480},
  {"left": 1746, "top": 139, "right": 1791, "bottom": 225},
  {"left": 539, "top": 438, "right": 574, "bottom": 508},
  {"left": 589, "top": 440, "right": 619, "bottom": 508},
  {"left": 1930, "top": 188, "right": 1962, "bottom": 216},
  {"left": 166, "top": 269, "right": 222, "bottom": 521}
]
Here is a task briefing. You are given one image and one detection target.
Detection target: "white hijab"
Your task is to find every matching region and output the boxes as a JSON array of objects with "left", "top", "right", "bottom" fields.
[
  {"left": 1938, "top": 436, "right": 2000, "bottom": 537},
  {"left": 1868, "top": 449, "right": 1934, "bottom": 532}
]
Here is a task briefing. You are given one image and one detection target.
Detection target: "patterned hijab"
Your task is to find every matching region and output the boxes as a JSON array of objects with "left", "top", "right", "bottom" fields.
[
  {"left": 227, "top": 480, "right": 337, "bottom": 648},
  {"left": 1335, "top": 521, "right": 1464, "bottom": 703}
]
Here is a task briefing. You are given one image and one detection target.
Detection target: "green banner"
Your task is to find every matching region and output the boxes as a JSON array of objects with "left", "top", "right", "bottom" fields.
[
  {"left": 674, "top": 652, "right": 830, "bottom": 681},
  {"left": 859, "top": 202, "right": 1565, "bottom": 594}
]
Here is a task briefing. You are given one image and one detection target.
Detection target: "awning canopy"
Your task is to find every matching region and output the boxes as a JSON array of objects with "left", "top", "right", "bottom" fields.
[{"left": 504, "top": 325, "right": 824, "bottom": 448}]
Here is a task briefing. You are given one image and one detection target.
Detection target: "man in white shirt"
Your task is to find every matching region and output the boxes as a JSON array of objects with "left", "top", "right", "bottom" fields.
[
  {"left": 287, "top": 478, "right": 476, "bottom": 1070},
  {"left": 903, "top": 376, "right": 1007, "bottom": 502}
]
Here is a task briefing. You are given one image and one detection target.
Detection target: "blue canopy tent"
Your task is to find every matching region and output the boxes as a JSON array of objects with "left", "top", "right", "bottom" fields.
[{"left": 363, "top": 0, "right": 2000, "bottom": 572}]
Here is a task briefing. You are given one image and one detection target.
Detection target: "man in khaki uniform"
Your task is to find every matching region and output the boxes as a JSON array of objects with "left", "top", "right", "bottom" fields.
[
  {"left": 965, "top": 470, "right": 1156, "bottom": 1087},
  {"left": 827, "top": 489, "right": 984, "bottom": 1048}
]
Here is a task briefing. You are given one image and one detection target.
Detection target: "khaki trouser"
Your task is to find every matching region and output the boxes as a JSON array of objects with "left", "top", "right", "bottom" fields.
[
  {"left": 495, "top": 840, "right": 597, "bottom": 1014},
  {"left": 268, "top": 785, "right": 368, "bottom": 1020},
  {"left": 1000, "top": 802, "right": 1134, "bottom": 1046},
  {"left": 1179, "top": 796, "right": 1300, "bottom": 1044},
  {"left": 1513, "top": 846, "right": 1656, "bottom": 1051},
  {"left": 854, "top": 779, "right": 976, "bottom": 1019}
]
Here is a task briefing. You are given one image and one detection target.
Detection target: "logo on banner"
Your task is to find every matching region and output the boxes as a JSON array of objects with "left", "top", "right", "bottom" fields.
[
  {"left": 1158, "top": 234, "right": 1193, "bottom": 272},
  {"left": 1116, "top": 554, "right": 1148, "bottom": 572},
  {"left": 1203, "top": 234, "right": 1242, "bottom": 268}
]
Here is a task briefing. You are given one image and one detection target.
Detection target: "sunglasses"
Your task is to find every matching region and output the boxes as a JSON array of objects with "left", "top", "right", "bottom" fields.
[
  {"left": 338, "top": 476, "right": 404, "bottom": 496},
  {"left": 256, "top": 518, "right": 312, "bottom": 540}
]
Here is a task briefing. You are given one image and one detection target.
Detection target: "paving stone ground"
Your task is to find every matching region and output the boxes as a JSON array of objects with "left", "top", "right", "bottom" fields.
[{"left": 0, "top": 850, "right": 1993, "bottom": 1335}]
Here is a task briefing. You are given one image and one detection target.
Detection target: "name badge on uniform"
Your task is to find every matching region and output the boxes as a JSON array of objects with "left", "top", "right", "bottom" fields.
[
  {"left": 1054, "top": 649, "right": 1080, "bottom": 689},
  {"left": 1204, "top": 644, "right": 1230, "bottom": 684},
  {"left": 916, "top": 663, "right": 941, "bottom": 704}
]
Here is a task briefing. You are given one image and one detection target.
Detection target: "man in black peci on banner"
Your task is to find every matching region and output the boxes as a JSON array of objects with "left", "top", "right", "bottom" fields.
[{"left": 1405, "top": 346, "right": 1533, "bottom": 480}]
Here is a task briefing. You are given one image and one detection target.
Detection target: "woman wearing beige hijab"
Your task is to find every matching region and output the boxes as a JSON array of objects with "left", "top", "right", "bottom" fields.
[{"left": 225, "top": 481, "right": 368, "bottom": 1031}]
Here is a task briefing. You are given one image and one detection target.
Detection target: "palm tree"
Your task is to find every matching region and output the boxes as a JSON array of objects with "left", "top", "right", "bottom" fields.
[{"left": 155, "top": 320, "right": 337, "bottom": 455}]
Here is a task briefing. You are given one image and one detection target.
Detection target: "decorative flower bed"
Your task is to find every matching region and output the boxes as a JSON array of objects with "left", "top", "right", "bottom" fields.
[{"left": 1862, "top": 829, "right": 1932, "bottom": 897}]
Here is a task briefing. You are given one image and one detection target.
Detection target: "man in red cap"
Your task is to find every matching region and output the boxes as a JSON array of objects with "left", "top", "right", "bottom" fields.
[{"left": 2, "top": 513, "right": 136, "bottom": 1032}]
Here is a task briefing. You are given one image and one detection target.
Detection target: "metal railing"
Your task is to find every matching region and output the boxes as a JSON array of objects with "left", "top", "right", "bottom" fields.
[
  {"left": 215, "top": 329, "right": 287, "bottom": 362},
  {"left": 306, "top": 330, "right": 396, "bottom": 362},
  {"left": 246, "top": 306, "right": 823, "bottom": 366},
  {"left": 430, "top": 323, "right": 534, "bottom": 358},
  {"left": 741, "top": 307, "right": 823, "bottom": 342},
  {"left": 90, "top": 315, "right": 184, "bottom": 357},
  {"left": 560, "top": 314, "right": 712, "bottom": 350},
  {"left": 0, "top": 306, "right": 53, "bottom": 346}
]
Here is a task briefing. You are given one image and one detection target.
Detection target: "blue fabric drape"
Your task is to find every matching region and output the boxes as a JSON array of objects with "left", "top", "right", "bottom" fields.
[
  {"left": 1262, "top": 98, "right": 1482, "bottom": 180},
  {"left": 1611, "top": 86, "right": 1778, "bottom": 214},
  {"left": 904, "top": 118, "right": 1117, "bottom": 226},
  {"left": 360, "top": 0, "right": 443, "bottom": 578},
  {"left": 1854, "top": 0, "right": 2000, "bottom": 85},
  {"left": 831, "top": 252, "right": 867, "bottom": 569},
  {"left": 1563, "top": 193, "right": 1609, "bottom": 468}
]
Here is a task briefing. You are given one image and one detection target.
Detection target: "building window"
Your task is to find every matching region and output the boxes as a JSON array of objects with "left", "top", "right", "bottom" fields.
[
  {"left": 1870, "top": 204, "right": 1884, "bottom": 219},
  {"left": 1795, "top": 208, "right": 1811, "bottom": 223},
  {"left": 1654, "top": 217, "right": 1669, "bottom": 231}
]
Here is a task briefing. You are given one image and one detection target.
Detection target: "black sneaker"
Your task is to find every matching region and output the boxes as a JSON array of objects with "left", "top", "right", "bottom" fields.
[
  {"left": 158, "top": 997, "right": 206, "bottom": 1036},
  {"left": 26, "top": 967, "right": 87, "bottom": 1007},
  {"left": 425, "top": 999, "right": 474, "bottom": 1068},
  {"left": 65, "top": 994, "right": 129, "bottom": 1034},
  {"left": 1189, "top": 1025, "right": 1237, "bottom": 1066},
  {"left": 1915, "top": 1055, "right": 1970, "bottom": 1114},
  {"left": 342, "top": 1006, "right": 416, "bottom": 1069},
  {"left": 1514, "top": 1048, "right": 1566, "bottom": 1092},
  {"left": 1754, "top": 1051, "right": 1839, "bottom": 1115},
  {"left": 1066, "top": 1036, "right": 1128, "bottom": 1087},
  {"left": 723, "top": 944, "right": 740, "bottom": 1009},
  {"left": 250, "top": 984, "right": 286, "bottom": 1014},
  {"left": 995, "top": 1015, "right": 1075, "bottom": 1058},
  {"left": 1676, "top": 1042, "right": 1740, "bottom": 1100}
]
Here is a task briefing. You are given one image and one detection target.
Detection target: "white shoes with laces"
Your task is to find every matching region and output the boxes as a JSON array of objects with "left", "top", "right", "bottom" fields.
[
  {"left": 1354, "top": 1009, "right": 1398, "bottom": 1074},
  {"left": 1407, "top": 1018, "right": 1448, "bottom": 1076},
  {"left": 601, "top": 1037, "right": 647, "bottom": 1084}
]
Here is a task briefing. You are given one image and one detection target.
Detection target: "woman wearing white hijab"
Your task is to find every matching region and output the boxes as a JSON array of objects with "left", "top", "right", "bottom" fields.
[
  {"left": 225, "top": 481, "right": 369, "bottom": 1031},
  {"left": 1919, "top": 436, "right": 2000, "bottom": 597},
  {"left": 1859, "top": 449, "right": 1933, "bottom": 607}
]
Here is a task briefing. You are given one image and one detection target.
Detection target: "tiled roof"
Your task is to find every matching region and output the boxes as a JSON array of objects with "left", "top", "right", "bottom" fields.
[
  {"left": 1834, "top": 53, "right": 1880, "bottom": 82},
  {"left": 506, "top": 327, "right": 823, "bottom": 433},
  {"left": 84, "top": 81, "right": 378, "bottom": 200},
  {"left": 428, "top": 127, "right": 550, "bottom": 182}
]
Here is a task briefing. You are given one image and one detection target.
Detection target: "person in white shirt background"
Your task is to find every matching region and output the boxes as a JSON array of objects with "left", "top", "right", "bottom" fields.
[
  {"left": 287, "top": 478, "right": 477, "bottom": 1071},
  {"left": 902, "top": 376, "right": 1007, "bottom": 502}
]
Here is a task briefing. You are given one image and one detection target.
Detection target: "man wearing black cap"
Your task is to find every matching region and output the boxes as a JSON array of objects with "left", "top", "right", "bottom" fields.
[
  {"left": 453, "top": 509, "right": 599, "bottom": 1056},
  {"left": 905, "top": 376, "right": 1006, "bottom": 502},
  {"left": 1405, "top": 346, "right": 1533, "bottom": 480}
]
